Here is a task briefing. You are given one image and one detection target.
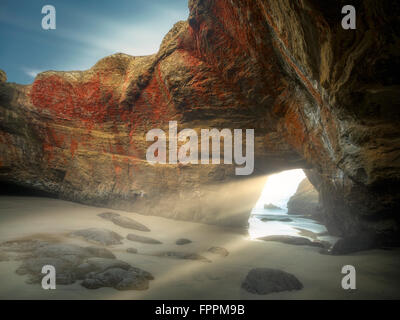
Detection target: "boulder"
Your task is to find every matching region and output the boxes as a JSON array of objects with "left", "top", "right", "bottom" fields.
[
  {"left": 242, "top": 268, "right": 303, "bottom": 295},
  {"left": 81, "top": 267, "right": 153, "bottom": 290}
]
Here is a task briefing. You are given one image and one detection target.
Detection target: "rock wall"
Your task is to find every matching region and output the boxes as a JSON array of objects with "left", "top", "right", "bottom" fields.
[{"left": 1, "top": 0, "right": 399, "bottom": 240}]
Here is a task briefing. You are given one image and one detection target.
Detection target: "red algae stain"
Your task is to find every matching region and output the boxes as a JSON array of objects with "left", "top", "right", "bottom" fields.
[
  {"left": 70, "top": 139, "right": 78, "bottom": 158},
  {"left": 30, "top": 73, "right": 120, "bottom": 127},
  {"left": 114, "top": 165, "right": 122, "bottom": 175}
]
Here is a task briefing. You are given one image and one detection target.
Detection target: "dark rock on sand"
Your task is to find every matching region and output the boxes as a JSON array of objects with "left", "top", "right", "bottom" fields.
[
  {"left": 127, "top": 233, "right": 162, "bottom": 244},
  {"left": 258, "top": 235, "right": 325, "bottom": 248},
  {"left": 155, "top": 251, "right": 211, "bottom": 262},
  {"left": 126, "top": 247, "right": 138, "bottom": 254},
  {"left": 242, "top": 268, "right": 303, "bottom": 295},
  {"left": 81, "top": 267, "right": 153, "bottom": 290},
  {"left": 75, "top": 257, "right": 131, "bottom": 279},
  {"left": 208, "top": 247, "right": 229, "bottom": 257},
  {"left": 98, "top": 212, "right": 150, "bottom": 232},
  {"left": 15, "top": 243, "right": 116, "bottom": 285},
  {"left": 176, "top": 238, "right": 192, "bottom": 245},
  {"left": 70, "top": 228, "right": 123, "bottom": 246}
]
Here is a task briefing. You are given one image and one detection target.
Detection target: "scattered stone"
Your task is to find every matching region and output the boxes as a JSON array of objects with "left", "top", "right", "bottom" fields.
[
  {"left": 75, "top": 258, "right": 131, "bottom": 279},
  {"left": 155, "top": 251, "right": 211, "bottom": 262},
  {"left": 176, "top": 238, "right": 192, "bottom": 245},
  {"left": 264, "top": 203, "right": 282, "bottom": 210},
  {"left": 14, "top": 243, "right": 117, "bottom": 284},
  {"left": 242, "top": 268, "right": 303, "bottom": 295},
  {"left": 70, "top": 228, "right": 123, "bottom": 246},
  {"left": 126, "top": 247, "right": 138, "bottom": 254},
  {"left": 98, "top": 212, "right": 150, "bottom": 232},
  {"left": 258, "top": 235, "right": 324, "bottom": 248},
  {"left": 127, "top": 233, "right": 162, "bottom": 244},
  {"left": 207, "top": 246, "right": 229, "bottom": 257},
  {"left": 81, "top": 267, "right": 153, "bottom": 290},
  {"left": 3, "top": 238, "right": 153, "bottom": 290}
]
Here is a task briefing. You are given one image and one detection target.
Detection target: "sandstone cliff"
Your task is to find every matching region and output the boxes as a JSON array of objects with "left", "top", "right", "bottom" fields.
[{"left": 1, "top": 1, "right": 399, "bottom": 242}]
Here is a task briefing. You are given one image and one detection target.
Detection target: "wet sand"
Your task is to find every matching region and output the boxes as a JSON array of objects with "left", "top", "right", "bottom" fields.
[{"left": 0, "top": 196, "right": 399, "bottom": 300}]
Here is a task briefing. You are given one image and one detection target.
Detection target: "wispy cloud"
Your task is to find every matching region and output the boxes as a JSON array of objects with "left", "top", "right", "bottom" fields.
[
  {"left": 0, "top": 0, "right": 189, "bottom": 83},
  {"left": 21, "top": 67, "right": 41, "bottom": 78}
]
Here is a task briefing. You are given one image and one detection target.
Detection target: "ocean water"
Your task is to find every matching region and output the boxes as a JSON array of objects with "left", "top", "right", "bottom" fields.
[{"left": 248, "top": 169, "right": 339, "bottom": 244}]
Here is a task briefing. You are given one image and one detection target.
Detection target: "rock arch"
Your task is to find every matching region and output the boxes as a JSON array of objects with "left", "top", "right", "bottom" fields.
[{"left": 0, "top": 0, "right": 399, "bottom": 242}]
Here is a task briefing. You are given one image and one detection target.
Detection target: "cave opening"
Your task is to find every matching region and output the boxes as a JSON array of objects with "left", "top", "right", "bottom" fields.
[
  {"left": 248, "top": 169, "right": 337, "bottom": 244},
  {"left": 0, "top": 180, "right": 58, "bottom": 198}
]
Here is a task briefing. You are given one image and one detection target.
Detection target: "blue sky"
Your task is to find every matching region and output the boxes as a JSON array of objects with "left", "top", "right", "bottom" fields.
[{"left": 0, "top": 0, "right": 189, "bottom": 84}]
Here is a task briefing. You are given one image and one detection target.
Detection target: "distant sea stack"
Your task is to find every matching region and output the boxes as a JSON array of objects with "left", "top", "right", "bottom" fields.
[
  {"left": 287, "top": 178, "right": 320, "bottom": 219},
  {"left": 264, "top": 203, "right": 282, "bottom": 210}
]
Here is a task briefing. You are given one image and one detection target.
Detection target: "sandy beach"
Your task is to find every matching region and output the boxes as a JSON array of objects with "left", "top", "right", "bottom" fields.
[{"left": 0, "top": 195, "right": 399, "bottom": 300}]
